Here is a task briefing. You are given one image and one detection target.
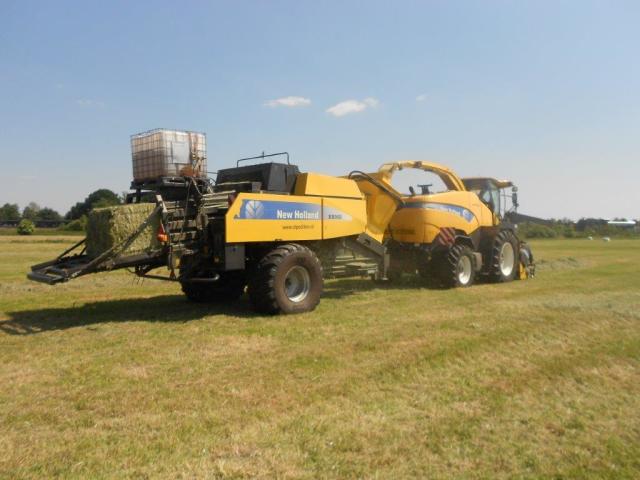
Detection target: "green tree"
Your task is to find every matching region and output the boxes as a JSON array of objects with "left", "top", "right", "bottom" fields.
[
  {"left": 22, "top": 202, "right": 41, "bottom": 221},
  {"left": 66, "top": 189, "right": 121, "bottom": 220},
  {"left": 0, "top": 203, "right": 21, "bottom": 222},
  {"left": 17, "top": 219, "right": 35, "bottom": 235},
  {"left": 36, "top": 207, "right": 63, "bottom": 222},
  {"left": 61, "top": 215, "right": 88, "bottom": 232},
  {"left": 518, "top": 222, "right": 558, "bottom": 239}
]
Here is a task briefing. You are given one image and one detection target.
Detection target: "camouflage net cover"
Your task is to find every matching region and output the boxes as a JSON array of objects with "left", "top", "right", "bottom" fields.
[{"left": 86, "top": 204, "right": 161, "bottom": 258}]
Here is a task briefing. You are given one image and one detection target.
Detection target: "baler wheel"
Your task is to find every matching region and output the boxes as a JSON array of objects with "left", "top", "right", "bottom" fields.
[{"left": 248, "top": 244, "right": 323, "bottom": 314}]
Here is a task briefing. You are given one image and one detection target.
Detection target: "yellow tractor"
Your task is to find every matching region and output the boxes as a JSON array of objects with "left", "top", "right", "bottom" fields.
[
  {"left": 354, "top": 161, "right": 534, "bottom": 287},
  {"left": 29, "top": 150, "right": 533, "bottom": 315}
]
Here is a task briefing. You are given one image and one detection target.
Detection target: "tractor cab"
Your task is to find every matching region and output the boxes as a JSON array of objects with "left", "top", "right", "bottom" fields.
[{"left": 462, "top": 177, "right": 519, "bottom": 222}]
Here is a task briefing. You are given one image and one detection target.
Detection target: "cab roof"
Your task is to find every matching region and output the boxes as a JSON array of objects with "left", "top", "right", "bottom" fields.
[{"left": 462, "top": 177, "right": 513, "bottom": 189}]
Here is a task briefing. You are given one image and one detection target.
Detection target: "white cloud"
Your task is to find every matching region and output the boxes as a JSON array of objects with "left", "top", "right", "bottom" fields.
[
  {"left": 326, "top": 97, "right": 380, "bottom": 117},
  {"left": 264, "top": 96, "right": 311, "bottom": 108},
  {"left": 76, "top": 99, "right": 105, "bottom": 108},
  {"left": 364, "top": 97, "right": 379, "bottom": 107},
  {"left": 416, "top": 94, "right": 427, "bottom": 102}
]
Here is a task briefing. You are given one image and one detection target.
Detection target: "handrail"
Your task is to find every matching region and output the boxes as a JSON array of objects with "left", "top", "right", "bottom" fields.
[{"left": 236, "top": 151, "right": 290, "bottom": 167}]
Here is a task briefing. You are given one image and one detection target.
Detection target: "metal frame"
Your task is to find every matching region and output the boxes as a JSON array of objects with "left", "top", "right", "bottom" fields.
[
  {"left": 28, "top": 204, "right": 167, "bottom": 285},
  {"left": 236, "top": 151, "right": 290, "bottom": 167}
]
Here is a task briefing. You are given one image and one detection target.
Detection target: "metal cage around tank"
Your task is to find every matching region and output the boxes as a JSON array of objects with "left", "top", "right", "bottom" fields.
[{"left": 131, "top": 128, "right": 207, "bottom": 182}]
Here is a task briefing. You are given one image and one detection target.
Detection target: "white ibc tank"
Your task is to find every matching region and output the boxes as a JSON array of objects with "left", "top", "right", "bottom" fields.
[{"left": 131, "top": 129, "right": 207, "bottom": 182}]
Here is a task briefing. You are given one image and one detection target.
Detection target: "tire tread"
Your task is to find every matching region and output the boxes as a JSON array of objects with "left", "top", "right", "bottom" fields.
[{"left": 248, "top": 243, "right": 323, "bottom": 314}]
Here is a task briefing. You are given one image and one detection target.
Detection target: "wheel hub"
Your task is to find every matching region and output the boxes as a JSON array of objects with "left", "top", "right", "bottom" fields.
[
  {"left": 284, "top": 265, "right": 311, "bottom": 303},
  {"left": 457, "top": 255, "right": 472, "bottom": 285},
  {"left": 499, "top": 242, "right": 515, "bottom": 277}
]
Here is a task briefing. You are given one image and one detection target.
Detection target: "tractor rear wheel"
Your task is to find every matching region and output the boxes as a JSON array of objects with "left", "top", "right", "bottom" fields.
[
  {"left": 248, "top": 243, "right": 323, "bottom": 314},
  {"left": 489, "top": 230, "right": 518, "bottom": 282},
  {"left": 181, "top": 272, "right": 246, "bottom": 303},
  {"left": 433, "top": 244, "right": 476, "bottom": 288}
]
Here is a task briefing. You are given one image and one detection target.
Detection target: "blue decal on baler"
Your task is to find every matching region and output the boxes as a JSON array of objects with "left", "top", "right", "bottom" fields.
[
  {"left": 401, "top": 202, "right": 476, "bottom": 223},
  {"left": 236, "top": 200, "right": 352, "bottom": 221},
  {"left": 237, "top": 200, "right": 321, "bottom": 220}
]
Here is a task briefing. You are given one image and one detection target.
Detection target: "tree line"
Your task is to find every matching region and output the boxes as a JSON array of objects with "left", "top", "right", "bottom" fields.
[
  {"left": 517, "top": 218, "right": 639, "bottom": 239},
  {"left": 0, "top": 189, "right": 122, "bottom": 231}
]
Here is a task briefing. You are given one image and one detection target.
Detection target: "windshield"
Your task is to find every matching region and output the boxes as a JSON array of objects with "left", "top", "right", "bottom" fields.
[{"left": 464, "top": 179, "right": 501, "bottom": 215}]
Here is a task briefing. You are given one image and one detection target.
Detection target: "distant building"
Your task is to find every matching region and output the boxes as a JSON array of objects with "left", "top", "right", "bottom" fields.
[
  {"left": 576, "top": 218, "right": 638, "bottom": 232},
  {"left": 607, "top": 220, "right": 637, "bottom": 229},
  {"left": 576, "top": 218, "right": 608, "bottom": 231}
]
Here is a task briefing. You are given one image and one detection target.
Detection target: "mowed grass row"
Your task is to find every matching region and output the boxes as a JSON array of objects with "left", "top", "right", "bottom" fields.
[{"left": 1, "top": 237, "right": 639, "bottom": 478}]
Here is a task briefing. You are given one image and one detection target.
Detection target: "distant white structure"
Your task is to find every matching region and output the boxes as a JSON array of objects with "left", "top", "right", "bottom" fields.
[{"left": 607, "top": 220, "right": 637, "bottom": 229}]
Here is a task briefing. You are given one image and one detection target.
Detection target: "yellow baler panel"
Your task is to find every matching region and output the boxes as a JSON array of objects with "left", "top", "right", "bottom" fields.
[
  {"left": 322, "top": 197, "right": 368, "bottom": 239},
  {"left": 225, "top": 193, "right": 368, "bottom": 243},
  {"left": 226, "top": 193, "right": 323, "bottom": 243},
  {"left": 294, "top": 173, "right": 364, "bottom": 199}
]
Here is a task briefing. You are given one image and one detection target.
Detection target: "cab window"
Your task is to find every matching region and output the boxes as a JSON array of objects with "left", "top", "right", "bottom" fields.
[
  {"left": 391, "top": 168, "right": 449, "bottom": 196},
  {"left": 465, "top": 180, "right": 501, "bottom": 216}
]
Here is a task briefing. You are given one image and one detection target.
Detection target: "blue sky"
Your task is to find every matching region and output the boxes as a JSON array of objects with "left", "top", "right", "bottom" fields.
[{"left": 1, "top": 0, "right": 639, "bottom": 219}]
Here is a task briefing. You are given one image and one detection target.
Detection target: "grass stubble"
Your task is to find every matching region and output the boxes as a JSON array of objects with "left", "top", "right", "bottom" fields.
[{"left": 0, "top": 236, "right": 639, "bottom": 478}]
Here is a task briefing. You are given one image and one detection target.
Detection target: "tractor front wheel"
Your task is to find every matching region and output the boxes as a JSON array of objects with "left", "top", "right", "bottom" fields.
[
  {"left": 489, "top": 230, "right": 519, "bottom": 283},
  {"left": 248, "top": 244, "right": 323, "bottom": 314},
  {"left": 433, "top": 244, "right": 476, "bottom": 288}
]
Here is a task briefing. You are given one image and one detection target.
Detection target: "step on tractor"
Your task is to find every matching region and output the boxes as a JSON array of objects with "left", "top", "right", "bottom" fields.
[{"left": 29, "top": 151, "right": 534, "bottom": 315}]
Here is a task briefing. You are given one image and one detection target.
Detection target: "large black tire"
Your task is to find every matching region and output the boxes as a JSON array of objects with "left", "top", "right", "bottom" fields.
[
  {"left": 432, "top": 244, "right": 476, "bottom": 288},
  {"left": 488, "top": 230, "right": 519, "bottom": 283},
  {"left": 181, "top": 272, "right": 246, "bottom": 303},
  {"left": 248, "top": 244, "right": 323, "bottom": 314}
]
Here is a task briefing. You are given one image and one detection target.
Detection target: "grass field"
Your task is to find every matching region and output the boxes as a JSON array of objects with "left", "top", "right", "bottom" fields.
[
  {"left": 0, "top": 227, "right": 83, "bottom": 237},
  {"left": 1, "top": 236, "right": 639, "bottom": 478}
]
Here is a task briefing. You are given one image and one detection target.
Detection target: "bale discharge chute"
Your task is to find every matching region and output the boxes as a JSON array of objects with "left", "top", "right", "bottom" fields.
[{"left": 28, "top": 201, "right": 167, "bottom": 284}]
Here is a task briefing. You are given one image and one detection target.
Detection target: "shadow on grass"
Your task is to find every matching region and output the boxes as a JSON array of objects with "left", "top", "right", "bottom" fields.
[
  {"left": 321, "top": 276, "right": 434, "bottom": 299},
  {"left": 1, "top": 278, "right": 432, "bottom": 335},
  {"left": 1, "top": 294, "right": 256, "bottom": 335}
]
